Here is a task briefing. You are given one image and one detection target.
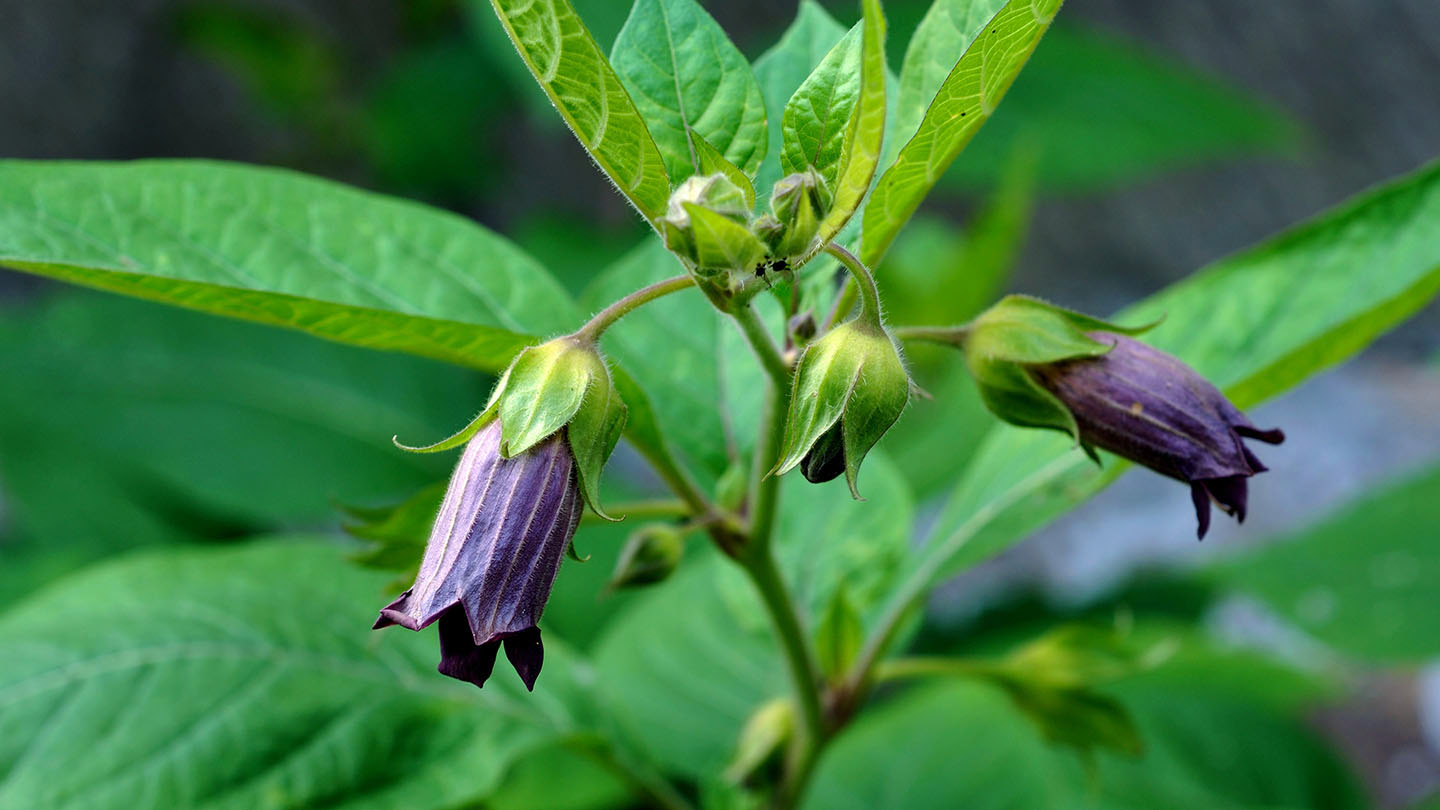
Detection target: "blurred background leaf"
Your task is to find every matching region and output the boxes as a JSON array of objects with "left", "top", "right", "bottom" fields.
[
  {"left": 0, "top": 291, "right": 484, "bottom": 599},
  {"left": 0, "top": 540, "right": 596, "bottom": 810},
  {"left": 1205, "top": 461, "right": 1440, "bottom": 664}
]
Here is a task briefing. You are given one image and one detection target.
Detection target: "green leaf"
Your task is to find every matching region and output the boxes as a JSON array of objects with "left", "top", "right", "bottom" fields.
[
  {"left": 912, "top": 158, "right": 1440, "bottom": 596},
  {"left": 802, "top": 675, "right": 1364, "bottom": 810},
  {"left": 595, "top": 556, "right": 784, "bottom": 776},
  {"left": 0, "top": 292, "right": 480, "bottom": 591},
  {"left": 780, "top": 23, "right": 862, "bottom": 183},
  {"left": 0, "top": 540, "right": 589, "bottom": 810},
  {"left": 816, "top": 0, "right": 888, "bottom": 249},
  {"left": 693, "top": 132, "right": 757, "bottom": 210},
  {"left": 892, "top": 0, "right": 1006, "bottom": 147},
  {"left": 490, "top": 0, "right": 672, "bottom": 221},
  {"left": 498, "top": 342, "right": 596, "bottom": 457},
  {"left": 1206, "top": 462, "right": 1440, "bottom": 663},
  {"left": 942, "top": 25, "right": 1303, "bottom": 192},
  {"left": 345, "top": 481, "right": 448, "bottom": 579},
  {"left": 862, "top": 0, "right": 1062, "bottom": 265},
  {"left": 0, "top": 160, "right": 577, "bottom": 371},
  {"left": 611, "top": 0, "right": 768, "bottom": 182},
  {"left": 752, "top": 1, "right": 851, "bottom": 206}
]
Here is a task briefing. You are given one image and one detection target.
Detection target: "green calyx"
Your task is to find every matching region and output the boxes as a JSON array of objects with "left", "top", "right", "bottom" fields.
[
  {"left": 773, "top": 320, "right": 910, "bottom": 499},
  {"left": 759, "top": 168, "right": 832, "bottom": 259},
  {"left": 400, "top": 337, "right": 627, "bottom": 520},
  {"left": 962, "top": 295, "right": 1157, "bottom": 438}
]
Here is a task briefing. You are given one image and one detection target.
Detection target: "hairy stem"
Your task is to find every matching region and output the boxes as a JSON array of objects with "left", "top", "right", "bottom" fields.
[
  {"left": 892, "top": 324, "right": 970, "bottom": 346},
  {"left": 823, "top": 245, "right": 881, "bottom": 327},
  {"left": 729, "top": 304, "right": 826, "bottom": 809},
  {"left": 578, "top": 498, "right": 690, "bottom": 525},
  {"left": 732, "top": 303, "right": 792, "bottom": 386},
  {"left": 574, "top": 274, "right": 695, "bottom": 342}
]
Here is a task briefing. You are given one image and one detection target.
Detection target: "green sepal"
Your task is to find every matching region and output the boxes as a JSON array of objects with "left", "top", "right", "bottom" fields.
[
  {"left": 693, "top": 132, "right": 756, "bottom": 211},
  {"left": 774, "top": 320, "right": 909, "bottom": 498},
  {"left": 963, "top": 294, "right": 1157, "bottom": 445},
  {"left": 683, "top": 202, "right": 769, "bottom": 273},
  {"left": 566, "top": 355, "right": 628, "bottom": 521},
  {"left": 839, "top": 330, "right": 910, "bottom": 499},
  {"left": 566, "top": 539, "right": 590, "bottom": 563},
  {"left": 814, "top": 584, "right": 862, "bottom": 682},
  {"left": 967, "top": 294, "right": 1157, "bottom": 365},
  {"left": 392, "top": 362, "right": 510, "bottom": 452},
  {"left": 498, "top": 338, "right": 596, "bottom": 458}
]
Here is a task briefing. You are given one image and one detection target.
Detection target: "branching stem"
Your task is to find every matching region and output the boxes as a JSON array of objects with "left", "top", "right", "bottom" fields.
[{"left": 574, "top": 274, "right": 695, "bottom": 342}]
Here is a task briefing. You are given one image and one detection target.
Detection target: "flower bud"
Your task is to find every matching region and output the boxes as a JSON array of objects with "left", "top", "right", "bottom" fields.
[
  {"left": 964, "top": 295, "right": 1284, "bottom": 538},
  {"left": 608, "top": 524, "right": 686, "bottom": 589},
  {"left": 760, "top": 169, "right": 831, "bottom": 259},
  {"left": 657, "top": 173, "right": 763, "bottom": 275},
  {"left": 374, "top": 420, "right": 581, "bottom": 691},
  {"left": 724, "top": 698, "right": 794, "bottom": 785},
  {"left": 773, "top": 320, "right": 909, "bottom": 498}
]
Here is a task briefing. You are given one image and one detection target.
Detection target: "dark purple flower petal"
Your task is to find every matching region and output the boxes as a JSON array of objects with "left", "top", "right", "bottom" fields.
[
  {"left": 436, "top": 607, "right": 500, "bottom": 688},
  {"left": 1031, "top": 333, "right": 1284, "bottom": 538},
  {"left": 372, "top": 419, "right": 581, "bottom": 690},
  {"left": 503, "top": 627, "right": 545, "bottom": 692}
]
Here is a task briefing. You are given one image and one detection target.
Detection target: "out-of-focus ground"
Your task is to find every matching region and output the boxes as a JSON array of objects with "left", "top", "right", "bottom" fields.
[{"left": 2, "top": 0, "right": 1438, "bottom": 805}]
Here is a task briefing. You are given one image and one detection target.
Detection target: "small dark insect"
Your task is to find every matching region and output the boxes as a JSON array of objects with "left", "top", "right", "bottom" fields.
[
  {"left": 771, "top": 258, "right": 789, "bottom": 274},
  {"left": 754, "top": 262, "right": 768, "bottom": 278}
]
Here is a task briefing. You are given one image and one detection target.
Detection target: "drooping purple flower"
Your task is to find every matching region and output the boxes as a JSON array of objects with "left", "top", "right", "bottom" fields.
[
  {"left": 373, "top": 419, "right": 581, "bottom": 690},
  {"left": 1029, "top": 333, "right": 1285, "bottom": 539}
]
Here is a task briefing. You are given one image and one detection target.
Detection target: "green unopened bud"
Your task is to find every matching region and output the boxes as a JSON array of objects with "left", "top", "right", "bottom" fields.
[
  {"left": 773, "top": 320, "right": 909, "bottom": 498},
  {"left": 492, "top": 338, "right": 627, "bottom": 519},
  {"left": 762, "top": 169, "right": 831, "bottom": 258},
  {"left": 658, "top": 173, "right": 762, "bottom": 275},
  {"left": 724, "top": 698, "right": 794, "bottom": 784},
  {"left": 609, "top": 524, "right": 686, "bottom": 589},
  {"left": 961, "top": 294, "right": 1154, "bottom": 442}
]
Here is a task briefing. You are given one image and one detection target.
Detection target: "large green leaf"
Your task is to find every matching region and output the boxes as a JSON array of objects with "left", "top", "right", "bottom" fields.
[
  {"left": 1207, "top": 462, "right": 1440, "bottom": 663},
  {"left": 611, "top": 0, "right": 768, "bottom": 183},
  {"left": 909, "top": 158, "right": 1440, "bottom": 608},
  {"left": 780, "top": 23, "right": 863, "bottom": 184},
  {"left": 752, "top": 1, "right": 850, "bottom": 205},
  {"left": 892, "top": 0, "right": 1006, "bottom": 147},
  {"left": 862, "top": 0, "right": 1062, "bottom": 264},
  {"left": 0, "top": 541, "right": 591, "bottom": 810},
  {"left": 0, "top": 161, "right": 578, "bottom": 371},
  {"left": 815, "top": 0, "right": 887, "bottom": 249},
  {"left": 0, "top": 291, "right": 482, "bottom": 598},
  {"left": 488, "top": 0, "right": 672, "bottom": 221},
  {"left": 594, "top": 454, "right": 913, "bottom": 777},
  {"left": 802, "top": 673, "right": 1363, "bottom": 810},
  {"left": 942, "top": 25, "right": 1301, "bottom": 192}
]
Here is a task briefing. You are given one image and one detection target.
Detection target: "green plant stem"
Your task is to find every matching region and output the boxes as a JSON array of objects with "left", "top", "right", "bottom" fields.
[
  {"left": 823, "top": 244, "right": 881, "bottom": 326},
  {"left": 892, "top": 324, "right": 970, "bottom": 347},
  {"left": 728, "top": 304, "right": 826, "bottom": 809},
  {"left": 578, "top": 498, "right": 690, "bottom": 525},
  {"left": 874, "top": 656, "right": 988, "bottom": 683},
  {"left": 574, "top": 274, "right": 695, "bottom": 342},
  {"left": 732, "top": 303, "right": 792, "bottom": 385}
]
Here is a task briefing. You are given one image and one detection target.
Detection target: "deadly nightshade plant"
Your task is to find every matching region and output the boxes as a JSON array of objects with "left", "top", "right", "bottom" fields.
[{"left": 9, "top": 0, "right": 1440, "bottom": 807}]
